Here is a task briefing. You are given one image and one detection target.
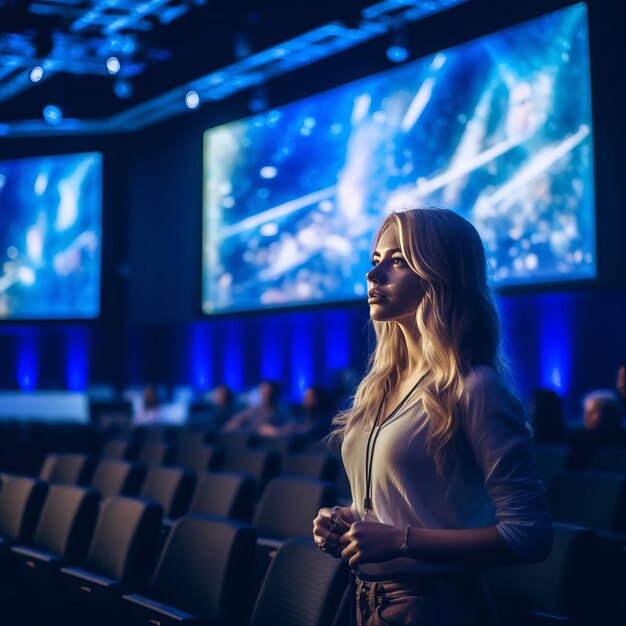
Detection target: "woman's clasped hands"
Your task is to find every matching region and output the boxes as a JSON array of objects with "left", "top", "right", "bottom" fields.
[{"left": 313, "top": 507, "right": 404, "bottom": 568}]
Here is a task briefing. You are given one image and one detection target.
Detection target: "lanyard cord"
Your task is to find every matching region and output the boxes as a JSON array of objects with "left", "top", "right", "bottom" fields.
[{"left": 363, "top": 373, "right": 428, "bottom": 516}]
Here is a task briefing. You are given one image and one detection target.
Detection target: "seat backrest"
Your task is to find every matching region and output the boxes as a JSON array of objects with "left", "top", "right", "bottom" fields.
[
  {"left": 137, "top": 442, "right": 175, "bottom": 466},
  {"left": 39, "top": 453, "right": 93, "bottom": 485},
  {"left": 254, "top": 477, "right": 336, "bottom": 539},
  {"left": 139, "top": 466, "right": 195, "bottom": 519},
  {"left": 86, "top": 495, "right": 163, "bottom": 583},
  {"left": 547, "top": 471, "right": 626, "bottom": 532},
  {"left": 100, "top": 438, "right": 133, "bottom": 460},
  {"left": 589, "top": 447, "right": 626, "bottom": 474},
  {"left": 223, "top": 449, "right": 280, "bottom": 495},
  {"left": 32, "top": 484, "right": 100, "bottom": 561},
  {"left": 261, "top": 435, "right": 306, "bottom": 455},
  {"left": 176, "top": 430, "right": 210, "bottom": 448},
  {"left": 532, "top": 444, "right": 571, "bottom": 486},
  {"left": 484, "top": 523, "right": 597, "bottom": 622},
  {"left": 218, "top": 431, "right": 260, "bottom": 451},
  {"left": 176, "top": 444, "right": 225, "bottom": 473},
  {"left": 150, "top": 515, "right": 257, "bottom": 624},
  {"left": 250, "top": 538, "right": 349, "bottom": 626},
  {"left": 0, "top": 475, "right": 48, "bottom": 542},
  {"left": 283, "top": 453, "right": 339, "bottom": 482},
  {"left": 89, "top": 459, "right": 145, "bottom": 497},
  {"left": 189, "top": 472, "right": 256, "bottom": 522}
]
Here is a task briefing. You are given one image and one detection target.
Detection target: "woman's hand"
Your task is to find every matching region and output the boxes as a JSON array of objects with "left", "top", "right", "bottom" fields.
[
  {"left": 339, "top": 520, "right": 405, "bottom": 568},
  {"left": 313, "top": 506, "right": 355, "bottom": 556}
]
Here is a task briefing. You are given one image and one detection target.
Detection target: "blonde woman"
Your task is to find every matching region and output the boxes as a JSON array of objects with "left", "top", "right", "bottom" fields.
[{"left": 313, "top": 208, "right": 552, "bottom": 626}]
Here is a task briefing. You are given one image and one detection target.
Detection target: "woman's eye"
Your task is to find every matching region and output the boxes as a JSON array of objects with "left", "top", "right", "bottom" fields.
[
  {"left": 371, "top": 259, "right": 379, "bottom": 267},
  {"left": 392, "top": 257, "right": 405, "bottom": 265}
]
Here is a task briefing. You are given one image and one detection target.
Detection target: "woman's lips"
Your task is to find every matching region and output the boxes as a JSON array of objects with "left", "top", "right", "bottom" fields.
[{"left": 368, "top": 290, "right": 387, "bottom": 303}]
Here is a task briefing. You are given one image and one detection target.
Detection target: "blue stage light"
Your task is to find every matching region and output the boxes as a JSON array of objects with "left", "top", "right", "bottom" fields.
[
  {"left": 113, "top": 78, "right": 133, "bottom": 98},
  {"left": 18, "top": 334, "right": 38, "bottom": 391},
  {"left": 386, "top": 44, "right": 409, "bottom": 63},
  {"left": 66, "top": 327, "right": 88, "bottom": 391},
  {"left": 43, "top": 105, "right": 63, "bottom": 125}
]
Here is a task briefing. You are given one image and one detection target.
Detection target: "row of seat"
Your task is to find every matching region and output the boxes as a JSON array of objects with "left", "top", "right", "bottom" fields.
[
  {"left": 534, "top": 444, "right": 626, "bottom": 483},
  {"left": 2, "top": 475, "right": 621, "bottom": 626},
  {"left": 0, "top": 472, "right": 347, "bottom": 626}
]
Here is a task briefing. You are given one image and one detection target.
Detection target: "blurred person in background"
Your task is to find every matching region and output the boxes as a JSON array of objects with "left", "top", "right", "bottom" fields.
[{"left": 530, "top": 387, "right": 567, "bottom": 444}]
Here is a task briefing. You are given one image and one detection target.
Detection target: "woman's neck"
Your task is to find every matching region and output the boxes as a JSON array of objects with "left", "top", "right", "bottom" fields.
[{"left": 397, "top": 319, "right": 427, "bottom": 379}]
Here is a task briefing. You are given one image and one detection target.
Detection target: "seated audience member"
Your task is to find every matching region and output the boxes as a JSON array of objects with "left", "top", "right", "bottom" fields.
[
  {"left": 531, "top": 387, "right": 567, "bottom": 444},
  {"left": 259, "top": 384, "right": 335, "bottom": 441},
  {"left": 569, "top": 389, "right": 625, "bottom": 468},
  {"left": 188, "top": 384, "right": 240, "bottom": 429},
  {"left": 222, "top": 380, "right": 291, "bottom": 434},
  {"left": 132, "top": 385, "right": 165, "bottom": 426}
]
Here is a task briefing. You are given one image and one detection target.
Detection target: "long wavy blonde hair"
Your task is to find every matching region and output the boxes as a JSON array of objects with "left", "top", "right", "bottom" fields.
[{"left": 331, "top": 208, "right": 503, "bottom": 474}]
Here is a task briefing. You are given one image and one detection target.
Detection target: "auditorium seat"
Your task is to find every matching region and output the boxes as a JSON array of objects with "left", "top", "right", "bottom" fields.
[
  {"left": 218, "top": 430, "right": 261, "bottom": 451},
  {"left": 223, "top": 448, "right": 281, "bottom": 496},
  {"left": 38, "top": 453, "right": 94, "bottom": 486},
  {"left": 0, "top": 475, "right": 48, "bottom": 587},
  {"left": 188, "top": 472, "right": 257, "bottom": 523},
  {"left": 175, "top": 429, "right": 213, "bottom": 448},
  {"left": 175, "top": 443, "right": 225, "bottom": 473},
  {"left": 100, "top": 438, "right": 134, "bottom": 460},
  {"left": 136, "top": 441, "right": 176, "bottom": 466},
  {"left": 484, "top": 523, "right": 599, "bottom": 626},
  {"left": 547, "top": 471, "right": 626, "bottom": 533},
  {"left": 249, "top": 538, "right": 349, "bottom": 626},
  {"left": 11, "top": 485, "right": 100, "bottom": 604},
  {"left": 253, "top": 477, "right": 336, "bottom": 593},
  {"left": 254, "top": 477, "right": 336, "bottom": 542},
  {"left": 588, "top": 447, "right": 626, "bottom": 474},
  {"left": 58, "top": 496, "right": 163, "bottom": 624},
  {"left": 282, "top": 452, "right": 340, "bottom": 482},
  {"left": 122, "top": 515, "right": 257, "bottom": 626},
  {"left": 138, "top": 466, "right": 195, "bottom": 520},
  {"left": 0, "top": 475, "right": 48, "bottom": 553},
  {"left": 261, "top": 435, "right": 307, "bottom": 455},
  {"left": 89, "top": 459, "right": 146, "bottom": 497},
  {"left": 532, "top": 444, "right": 571, "bottom": 486}
]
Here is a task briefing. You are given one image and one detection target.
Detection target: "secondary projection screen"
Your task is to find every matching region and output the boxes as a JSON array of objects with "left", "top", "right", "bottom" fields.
[
  {"left": 203, "top": 3, "right": 595, "bottom": 315},
  {"left": 0, "top": 152, "right": 102, "bottom": 320}
]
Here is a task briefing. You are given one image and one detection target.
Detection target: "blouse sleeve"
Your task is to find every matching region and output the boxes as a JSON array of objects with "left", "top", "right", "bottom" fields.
[{"left": 461, "top": 366, "right": 553, "bottom": 562}]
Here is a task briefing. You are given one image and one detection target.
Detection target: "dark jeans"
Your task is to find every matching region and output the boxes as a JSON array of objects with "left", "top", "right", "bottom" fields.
[{"left": 353, "top": 573, "right": 499, "bottom": 626}]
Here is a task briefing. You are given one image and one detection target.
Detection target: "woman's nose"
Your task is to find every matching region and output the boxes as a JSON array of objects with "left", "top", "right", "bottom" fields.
[{"left": 366, "top": 266, "right": 382, "bottom": 284}]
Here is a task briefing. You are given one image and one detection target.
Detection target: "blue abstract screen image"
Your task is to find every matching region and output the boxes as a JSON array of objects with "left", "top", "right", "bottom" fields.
[
  {"left": 0, "top": 152, "right": 102, "bottom": 320},
  {"left": 203, "top": 4, "right": 594, "bottom": 315}
]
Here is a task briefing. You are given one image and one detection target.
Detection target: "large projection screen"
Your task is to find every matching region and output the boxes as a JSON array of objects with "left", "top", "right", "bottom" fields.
[
  {"left": 0, "top": 151, "right": 102, "bottom": 320},
  {"left": 203, "top": 4, "right": 595, "bottom": 315}
]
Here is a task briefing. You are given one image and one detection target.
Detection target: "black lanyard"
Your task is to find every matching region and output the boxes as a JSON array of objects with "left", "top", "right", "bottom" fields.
[{"left": 363, "top": 373, "right": 428, "bottom": 517}]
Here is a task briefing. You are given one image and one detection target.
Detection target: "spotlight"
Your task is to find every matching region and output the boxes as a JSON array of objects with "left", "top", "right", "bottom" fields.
[
  {"left": 43, "top": 105, "right": 63, "bottom": 125},
  {"left": 106, "top": 56, "right": 121, "bottom": 74},
  {"left": 113, "top": 78, "right": 133, "bottom": 98},
  {"left": 185, "top": 90, "right": 200, "bottom": 109},
  {"left": 386, "top": 45, "right": 409, "bottom": 63},
  {"left": 386, "top": 29, "right": 409, "bottom": 64},
  {"left": 29, "top": 66, "right": 44, "bottom": 83}
]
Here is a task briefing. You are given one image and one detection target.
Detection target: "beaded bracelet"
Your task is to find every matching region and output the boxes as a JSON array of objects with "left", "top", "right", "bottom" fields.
[{"left": 400, "top": 525, "right": 411, "bottom": 556}]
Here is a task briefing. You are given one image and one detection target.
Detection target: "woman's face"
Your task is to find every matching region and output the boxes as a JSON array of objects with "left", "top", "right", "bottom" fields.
[{"left": 366, "top": 225, "right": 425, "bottom": 324}]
